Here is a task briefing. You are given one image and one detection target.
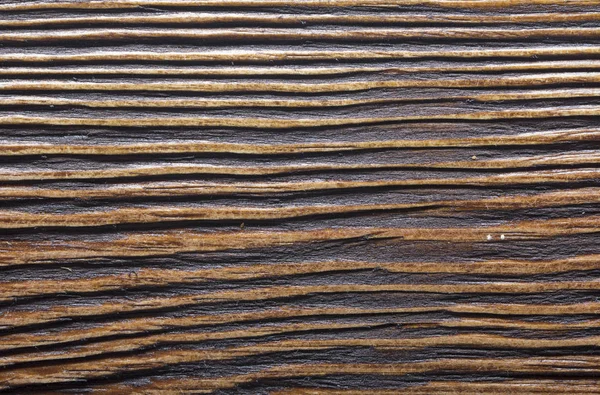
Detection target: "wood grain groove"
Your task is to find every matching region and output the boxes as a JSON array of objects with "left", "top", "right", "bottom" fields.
[
  {"left": 3, "top": 255, "right": 600, "bottom": 300},
  {"left": 0, "top": 188, "right": 597, "bottom": 229},
  {"left": 2, "top": 128, "right": 597, "bottom": 156},
  {"left": 7, "top": 278, "right": 600, "bottom": 329},
  {"left": 4, "top": 302, "right": 600, "bottom": 349},
  {"left": 5, "top": 333, "right": 600, "bottom": 373},
  {"left": 2, "top": 215, "right": 600, "bottom": 265},
  {"left": 1, "top": 169, "right": 597, "bottom": 200},
  {"left": 5, "top": 356, "right": 600, "bottom": 390},
  {"left": 1, "top": 152, "right": 598, "bottom": 182}
]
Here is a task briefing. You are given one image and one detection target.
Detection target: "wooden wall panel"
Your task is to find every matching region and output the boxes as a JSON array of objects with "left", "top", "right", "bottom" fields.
[{"left": 1, "top": 0, "right": 600, "bottom": 393}]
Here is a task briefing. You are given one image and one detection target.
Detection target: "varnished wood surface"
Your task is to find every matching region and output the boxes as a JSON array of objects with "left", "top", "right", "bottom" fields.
[{"left": 1, "top": 0, "right": 600, "bottom": 393}]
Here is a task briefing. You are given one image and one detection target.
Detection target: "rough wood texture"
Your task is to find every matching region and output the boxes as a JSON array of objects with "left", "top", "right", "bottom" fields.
[{"left": 1, "top": 0, "right": 600, "bottom": 393}]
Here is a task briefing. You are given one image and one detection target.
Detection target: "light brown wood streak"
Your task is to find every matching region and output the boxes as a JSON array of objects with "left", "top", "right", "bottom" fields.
[
  {"left": 408, "top": 317, "right": 600, "bottom": 331},
  {"left": 4, "top": 355, "right": 600, "bottom": 390},
  {"left": 0, "top": 321, "right": 389, "bottom": 367},
  {"left": 3, "top": 46, "right": 600, "bottom": 63},
  {"left": 3, "top": 73, "right": 600, "bottom": 92},
  {"left": 0, "top": 188, "right": 598, "bottom": 229},
  {"left": 5, "top": 88, "right": 600, "bottom": 109},
  {"left": 0, "top": 307, "right": 406, "bottom": 349},
  {"left": 2, "top": 254, "right": 600, "bottom": 300},
  {"left": 2, "top": 12, "right": 600, "bottom": 28},
  {"left": 1, "top": 0, "right": 598, "bottom": 11},
  {"left": 4, "top": 305, "right": 600, "bottom": 353},
  {"left": 1, "top": 129, "right": 597, "bottom": 156},
  {"left": 5, "top": 333, "right": 600, "bottom": 371},
  {"left": 3, "top": 106, "right": 600, "bottom": 128},
  {"left": 5, "top": 279, "right": 600, "bottom": 330},
  {"left": 0, "top": 169, "right": 597, "bottom": 200},
  {"left": 2, "top": 61, "right": 600, "bottom": 76},
  {"left": 1, "top": 153, "right": 598, "bottom": 182},
  {"left": 11, "top": 316, "right": 600, "bottom": 362},
  {"left": 5, "top": 28, "right": 600, "bottom": 43}
]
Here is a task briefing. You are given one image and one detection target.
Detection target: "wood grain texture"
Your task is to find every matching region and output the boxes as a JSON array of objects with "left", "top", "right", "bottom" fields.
[{"left": 1, "top": 0, "right": 600, "bottom": 393}]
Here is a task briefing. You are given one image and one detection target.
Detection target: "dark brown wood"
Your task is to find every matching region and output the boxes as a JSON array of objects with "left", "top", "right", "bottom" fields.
[{"left": 1, "top": 0, "right": 600, "bottom": 393}]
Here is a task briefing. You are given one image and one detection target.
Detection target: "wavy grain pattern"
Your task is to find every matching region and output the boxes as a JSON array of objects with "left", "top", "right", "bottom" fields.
[{"left": 1, "top": 0, "right": 599, "bottom": 393}]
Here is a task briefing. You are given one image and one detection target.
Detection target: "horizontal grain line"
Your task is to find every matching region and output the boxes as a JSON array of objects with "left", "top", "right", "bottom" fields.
[
  {"left": 1, "top": 169, "right": 597, "bottom": 200},
  {"left": 2, "top": 254, "right": 600, "bottom": 299},
  {"left": 0, "top": 188, "right": 598, "bottom": 229},
  {"left": 11, "top": 329, "right": 600, "bottom": 379},
  {"left": 416, "top": 317, "right": 600, "bottom": 331},
  {"left": 1, "top": 0, "right": 597, "bottom": 11},
  {"left": 0, "top": 321, "right": 385, "bottom": 368},
  {"left": 3, "top": 46, "right": 600, "bottom": 63},
  {"left": 6, "top": 280, "right": 600, "bottom": 328},
  {"left": 1, "top": 152, "right": 598, "bottom": 182},
  {"left": 4, "top": 350, "right": 600, "bottom": 389},
  {"left": 0, "top": 307, "right": 395, "bottom": 349},
  {"left": 3, "top": 107, "right": 600, "bottom": 128},
  {"left": 5, "top": 333, "right": 600, "bottom": 372},
  {"left": 4, "top": 302, "right": 600, "bottom": 349},
  {"left": 9, "top": 278, "right": 600, "bottom": 307},
  {"left": 4, "top": 73, "right": 600, "bottom": 92},
  {"left": 4, "top": 88, "right": 600, "bottom": 109},
  {"left": 2, "top": 129, "right": 598, "bottom": 156},
  {"left": 2, "top": 61, "right": 600, "bottom": 76},
  {"left": 2, "top": 12, "right": 600, "bottom": 28},
  {"left": 3, "top": 28, "right": 600, "bottom": 43},
  {"left": 1, "top": 216, "right": 599, "bottom": 265}
]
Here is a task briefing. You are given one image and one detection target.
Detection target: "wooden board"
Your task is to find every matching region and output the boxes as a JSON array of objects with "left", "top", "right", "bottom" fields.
[{"left": 1, "top": 0, "right": 600, "bottom": 393}]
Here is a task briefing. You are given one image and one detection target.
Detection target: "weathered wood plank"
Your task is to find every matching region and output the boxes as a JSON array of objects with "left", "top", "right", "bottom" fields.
[{"left": 1, "top": 0, "right": 599, "bottom": 393}]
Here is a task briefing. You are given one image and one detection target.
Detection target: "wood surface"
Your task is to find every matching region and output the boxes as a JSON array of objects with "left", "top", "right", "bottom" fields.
[{"left": 1, "top": 0, "right": 600, "bottom": 393}]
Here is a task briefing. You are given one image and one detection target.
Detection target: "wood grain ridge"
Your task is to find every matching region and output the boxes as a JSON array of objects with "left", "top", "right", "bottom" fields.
[
  {"left": 2, "top": 61, "right": 600, "bottom": 76},
  {"left": 6, "top": 27, "right": 600, "bottom": 43},
  {"left": 2, "top": 0, "right": 599, "bottom": 11},
  {"left": 2, "top": 12, "right": 600, "bottom": 28},
  {"left": 4, "top": 46, "right": 600, "bottom": 63}
]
